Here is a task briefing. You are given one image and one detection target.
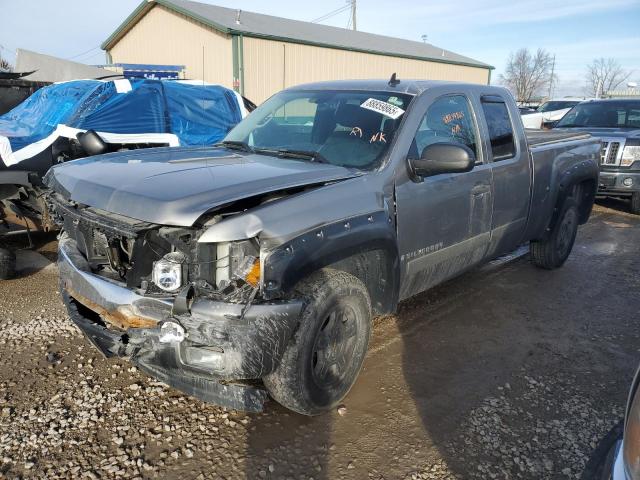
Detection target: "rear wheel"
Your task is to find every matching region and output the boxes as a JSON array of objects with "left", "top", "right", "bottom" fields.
[
  {"left": 0, "top": 248, "right": 16, "bottom": 280},
  {"left": 531, "top": 198, "right": 579, "bottom": 270},
  {"left": 264, "top": 269, "right": 372, "bottom": 415},
  {"left": 630, "top": 192, "right": 640, "bottom": 215}
]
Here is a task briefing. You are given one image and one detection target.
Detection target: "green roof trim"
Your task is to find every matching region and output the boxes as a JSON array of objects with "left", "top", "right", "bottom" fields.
[
  {"left": 101, "top": 1, "right": 151, "bottom": 50},
  {"left": 101, "top": 0, "right": 233, "bottom": 50},
  {"left": 102, "top": 0, "right": 494, "bottom": 71}
]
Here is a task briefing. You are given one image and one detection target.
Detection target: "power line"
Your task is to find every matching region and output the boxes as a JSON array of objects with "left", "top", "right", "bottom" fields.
[
  {"left": 312, "top": 4, "right": 351, "bottom": 23},
  {"left": 66, "top": 46, "right": 101, "bottom": 61}
]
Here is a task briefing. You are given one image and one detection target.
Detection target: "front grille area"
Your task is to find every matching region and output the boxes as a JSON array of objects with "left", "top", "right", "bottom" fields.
[
  {"left": 48, "top": 193, "right": 218, "bottom": 292},
  {"left": 600, "top": 142, "right": 608, "bottom": 163},
  {"left": 600, "top": 139, "right": 625, "bottom": 166}
]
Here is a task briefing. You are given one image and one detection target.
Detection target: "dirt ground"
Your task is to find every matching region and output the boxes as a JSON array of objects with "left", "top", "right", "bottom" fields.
[{"left": 0, "top": 201, "right": 638, "bottom": 480}]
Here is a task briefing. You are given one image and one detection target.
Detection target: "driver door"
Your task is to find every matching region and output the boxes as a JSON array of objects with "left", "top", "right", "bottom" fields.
[{"left": 395, "top": 92, "right": 493, "bottom": 300}]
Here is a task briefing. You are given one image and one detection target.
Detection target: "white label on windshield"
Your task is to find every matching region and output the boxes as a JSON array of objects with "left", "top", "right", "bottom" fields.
[
  {"left": 360, "top": 98, "right": 405, "bottom": 119},
  {"left": 114, "top": 79, "right": 132, "bottom": 94}
]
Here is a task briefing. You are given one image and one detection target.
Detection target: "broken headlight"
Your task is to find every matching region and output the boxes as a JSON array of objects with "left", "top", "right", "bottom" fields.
[
  {"left": 215, "top": 240, "right": 260, "bottom": 289},
  {"left": 152, "top": 252, "right": 185, "bottom": 292}
]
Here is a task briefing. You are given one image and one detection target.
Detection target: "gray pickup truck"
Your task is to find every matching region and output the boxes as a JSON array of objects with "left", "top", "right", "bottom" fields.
[
  {"left": 554, "top": 98, "right": 640, "bottom": 214},
  {"left": 46, "top": 79, "right": 600, "bottom": 415}
]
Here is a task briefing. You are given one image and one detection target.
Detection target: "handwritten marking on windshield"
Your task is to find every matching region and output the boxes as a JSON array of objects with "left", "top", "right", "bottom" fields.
[
  {"left": 370, "top": 132, "right": 387, "bottom": 143},
  {"left": 442, "top": 111, "right": 464, "bottom": 124}
]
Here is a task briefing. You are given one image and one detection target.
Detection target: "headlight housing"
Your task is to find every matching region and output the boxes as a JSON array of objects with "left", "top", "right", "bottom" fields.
[
  {"left": 230, "top": 240, "right": 261, "bottom": 288},
  {"left": 152, "top": 252, "right": 185, "bottom": 292},
  {"left": 623, "top": 368, "right": 640, "bottom": 479},
  {"left": 621, "top": 146, "right": 640, "bottom": 167},
  {"left": 215, "top": 239, "right": 261, "bottom": 289}
]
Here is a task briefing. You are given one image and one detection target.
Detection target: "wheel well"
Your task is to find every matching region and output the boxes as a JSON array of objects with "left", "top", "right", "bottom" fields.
[
  {"left": 570, "top": 179, "right": 596, "bottom": 224},
  {"left": 327, "top": 249, "right": 398, "bottom": 316}
]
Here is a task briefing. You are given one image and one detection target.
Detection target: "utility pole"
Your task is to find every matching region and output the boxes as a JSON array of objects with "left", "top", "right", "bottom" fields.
[
  {"left": 548, "top": 54, "right": 556, "bottom": 99},
  {"left": 351, "top": 0, "right": 356, "bottom": 31}
]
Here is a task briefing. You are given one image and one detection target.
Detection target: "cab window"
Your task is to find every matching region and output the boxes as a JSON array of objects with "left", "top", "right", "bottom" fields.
[
  {"left": 411, "top": 95, "right": 479, "bottom": 163},
  {"left": 481, "top": 97, "right": 516, "bottom": 161}
]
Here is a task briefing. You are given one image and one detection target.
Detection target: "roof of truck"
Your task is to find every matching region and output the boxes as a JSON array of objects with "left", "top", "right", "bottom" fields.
[{"left": 287, "top": 79, "right": 505, "bottom": 96}]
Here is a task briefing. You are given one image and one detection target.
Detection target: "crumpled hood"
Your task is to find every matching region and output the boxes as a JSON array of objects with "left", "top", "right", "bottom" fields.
[{"left": 46, "top": 146, "right": 360, "bottom": 226}]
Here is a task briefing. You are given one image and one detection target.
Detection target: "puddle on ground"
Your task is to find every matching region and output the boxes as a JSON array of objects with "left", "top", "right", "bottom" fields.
[
  {"left": 603, "top": 221, "right": 633, "bottom": 229},
  {"left": 580, "top": 242, "right": 618, "bottom": 255}
]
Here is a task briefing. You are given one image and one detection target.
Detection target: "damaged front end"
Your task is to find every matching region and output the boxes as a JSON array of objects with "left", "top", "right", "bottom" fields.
[{"left": 50, "top": 193, "right": 303, "bottom": 412}]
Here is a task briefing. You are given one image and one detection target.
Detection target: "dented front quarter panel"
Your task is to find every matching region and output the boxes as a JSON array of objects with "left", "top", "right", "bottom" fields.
[{"left": 197, "top": 173, "right": 401, "bottom": 309}]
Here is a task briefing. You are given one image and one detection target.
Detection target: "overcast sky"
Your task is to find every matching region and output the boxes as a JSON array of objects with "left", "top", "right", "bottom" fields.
[{"left": 1, "top": 0, "right": 638, "bottom": 96}]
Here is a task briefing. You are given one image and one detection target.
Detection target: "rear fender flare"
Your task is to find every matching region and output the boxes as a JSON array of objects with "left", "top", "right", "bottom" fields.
[{"left": 545, "top": 160, "right": 598, "bottom": 236}]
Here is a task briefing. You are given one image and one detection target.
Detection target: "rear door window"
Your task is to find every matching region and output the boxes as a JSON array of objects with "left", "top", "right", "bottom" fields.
[{"left": 481, "top": 97, "right": 516, "bottom": 161}]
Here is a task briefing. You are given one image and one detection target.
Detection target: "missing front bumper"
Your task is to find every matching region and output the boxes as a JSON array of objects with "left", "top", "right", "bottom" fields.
[{"left": 59, "top": 234, "right": 303, "bottom": 412}]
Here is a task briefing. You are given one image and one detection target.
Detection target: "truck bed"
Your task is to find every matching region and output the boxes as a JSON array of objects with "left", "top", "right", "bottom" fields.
[
  {"left": 526, "top": 130, "right": 591, "bottom": 147},
  {"left": 524, "top": 131, "right": 600, "bottom": 243}
]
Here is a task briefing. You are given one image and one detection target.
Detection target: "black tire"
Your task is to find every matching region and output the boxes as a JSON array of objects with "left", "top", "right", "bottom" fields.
[
  {"left": 580, "top": 419, "right": 623, "bottom": 480},
  {"left": 630, "top": 192, "right": 640, "bottom": 215},
  {"left": 531, "top": 198, "right": 579, "bottom": 270},
  {"left": 0, "top": 248, "right": 16, "bottom": 280},
  {"left": 263, "top": 269, "right": 372, "bottom": 415}
]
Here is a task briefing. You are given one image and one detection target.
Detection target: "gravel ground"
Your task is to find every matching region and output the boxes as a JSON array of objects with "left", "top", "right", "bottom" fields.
[{"left": 0, "top": 202, "right": 638, "bottom": 480}]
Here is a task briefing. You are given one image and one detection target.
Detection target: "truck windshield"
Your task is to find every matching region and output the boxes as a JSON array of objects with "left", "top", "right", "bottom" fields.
[
  {"left": 222, "top": 90, "right": 414, "bottom": 169},
  {"left": 557, "top": 102, "right": 640, "bottom": 129}
]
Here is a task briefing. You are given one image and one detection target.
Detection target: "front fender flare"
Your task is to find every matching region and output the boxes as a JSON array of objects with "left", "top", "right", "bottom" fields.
[{"left": 261, "top": 210, "right": 400, "bottom": 314}]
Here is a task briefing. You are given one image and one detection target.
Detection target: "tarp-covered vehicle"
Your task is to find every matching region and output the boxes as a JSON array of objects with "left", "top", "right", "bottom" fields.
[{"left": 0, "top": 78, "right": 250, "bottom": 279}]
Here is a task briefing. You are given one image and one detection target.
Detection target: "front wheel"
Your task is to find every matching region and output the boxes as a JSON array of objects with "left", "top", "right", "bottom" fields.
[
  {"left": 630, "top": 192, "right": 640, "bottom": 215},
  {"left": 531, "top": 198, "right": 579, "bottom": 270},
  {"left": 264, "top": 269, "right": 372, "bottom": 415}
]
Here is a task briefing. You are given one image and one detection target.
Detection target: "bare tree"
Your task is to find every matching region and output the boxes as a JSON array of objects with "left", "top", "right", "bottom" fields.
[
  {"left": 0, "top": 54, "right": 12, "bottom": 72},
  {"left": 585, "top": 58, "right": 631, "bottom": 97},
  {"left": 500, "top": 48, "right": 555, "bottom": 103}
]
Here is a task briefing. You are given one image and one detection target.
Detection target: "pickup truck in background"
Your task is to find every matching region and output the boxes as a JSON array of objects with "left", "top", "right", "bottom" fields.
[
  {"left": 46, "top": 79, "right": 600, "bottom": 415},
  {"left": 554, "top": 98, "right": 640, "bottom": 214}
]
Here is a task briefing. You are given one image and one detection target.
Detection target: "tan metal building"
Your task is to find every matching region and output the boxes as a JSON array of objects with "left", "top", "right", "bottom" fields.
[{"left": 102, "top": 0, "right": 493, "bottom": 104}]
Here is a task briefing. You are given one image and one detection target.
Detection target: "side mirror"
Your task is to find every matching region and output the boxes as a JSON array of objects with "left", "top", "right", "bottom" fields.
[
  {"left": 409, "top": 142, "right": 475, "bottom": 177},
  {"left": 77, "top": 129, "right": 108, "bottom": 157}
]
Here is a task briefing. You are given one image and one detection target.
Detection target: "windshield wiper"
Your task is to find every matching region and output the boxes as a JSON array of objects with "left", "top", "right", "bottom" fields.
[
  {"left": 278, "top": 149, "right": 330, "bottom": 164},
  {"left": 216, "top": 140, "right": 254, "bottom": 153},
  {"left": 254, "top": 148, "right": 331, "bottom": 164}
]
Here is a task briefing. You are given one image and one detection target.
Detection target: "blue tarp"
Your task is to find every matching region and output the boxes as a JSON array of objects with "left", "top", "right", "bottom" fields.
[
  {"left": 0, "top": 78, "right": 243, "bottom": 166},
  {"left": 0, "top": 80, "right": 100, "bottom": 152}
]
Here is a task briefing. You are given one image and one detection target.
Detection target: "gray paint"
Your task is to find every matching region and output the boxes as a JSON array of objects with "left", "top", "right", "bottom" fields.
[
  {"left": 50, "top": 80, "right": 601, "bottom": 301},
  {"left": 50, "top": 80, "right": 600, "bottom": 409},
  {"left": 49, "top": 145, "right": 360, "bottom": 226}
]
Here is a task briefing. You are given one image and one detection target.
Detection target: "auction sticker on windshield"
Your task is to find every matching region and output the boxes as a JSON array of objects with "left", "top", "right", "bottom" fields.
[{"left": 360, "top": 98, "right": 405, "bottom": 119}]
